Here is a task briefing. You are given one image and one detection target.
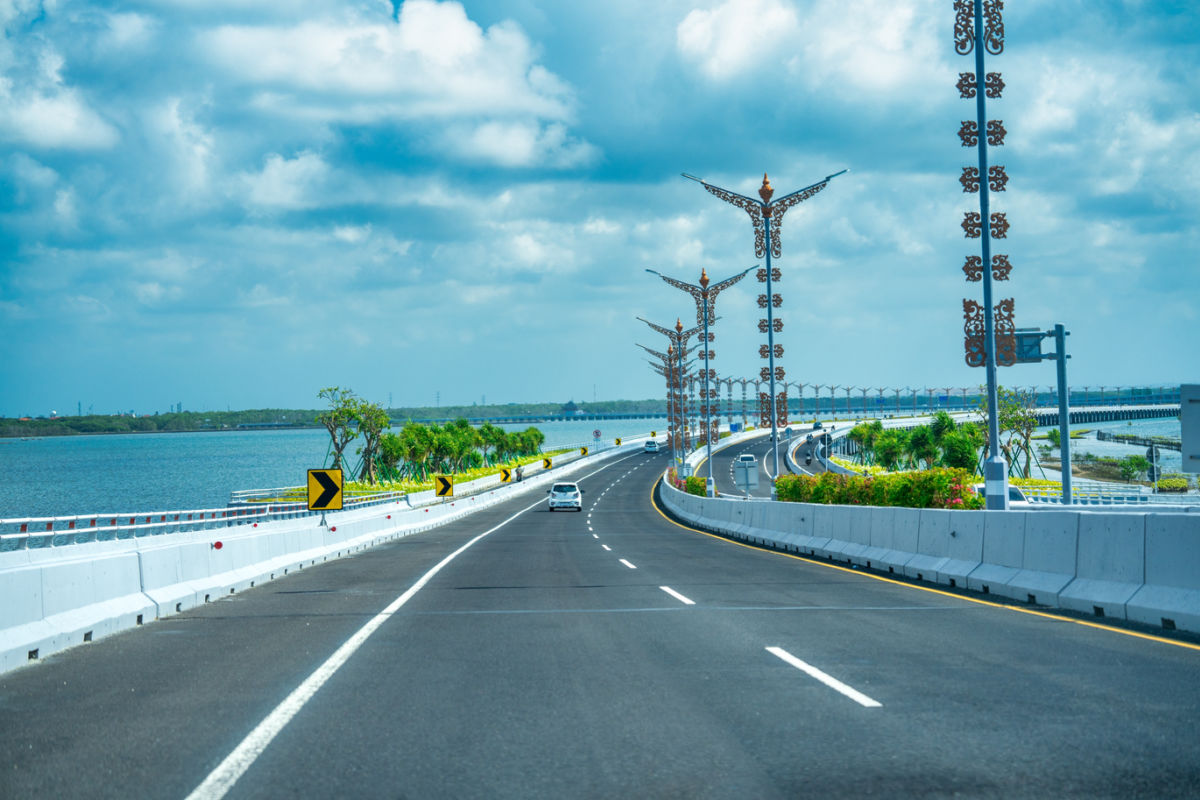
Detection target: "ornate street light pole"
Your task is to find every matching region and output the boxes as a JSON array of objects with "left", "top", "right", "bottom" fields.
[
  {"left": 647, "top": 267, "right": 752, "bottom": 494},
  {"left": 637, "top": 317, "right": 704, "bottom": 468},
  {"left": 956, "top": 0, "right": 1014, "bottom": 509},
  {"left": 684, "top": 169, "right": 846, "bottom": 478}
]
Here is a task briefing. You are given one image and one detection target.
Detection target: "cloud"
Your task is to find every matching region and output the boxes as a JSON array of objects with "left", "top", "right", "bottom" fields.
[
  {"left": 202, "top": 1, "right": 572, "bottom": 121},
  {"left": 676, "top": 0, "right": 800, "bottom": 80},
  {"left": 238, "top": 151, "right": 330, "bottom": 209},
  {"left": 0, "top": 45, "right": 120, "bottom": 149}
]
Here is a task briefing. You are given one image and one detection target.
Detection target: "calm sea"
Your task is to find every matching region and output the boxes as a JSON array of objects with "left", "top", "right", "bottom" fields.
[{"left": 0, "top": 418, "right": 669, "bottom": 519}]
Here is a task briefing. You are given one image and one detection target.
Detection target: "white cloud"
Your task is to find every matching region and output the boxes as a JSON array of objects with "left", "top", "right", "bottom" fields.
[
  {"left": 148, "top": 98, "right": 214, "bottom": 198},
  {"left": 444, "top": 120, "right": 597, "bottom": 168},
  {"left": 201, "top": 1, "right": 571, "bottom": 121},
  {"left": 677, "top": 0, "right": 799, "bottom": 80},
  {"left": 238, "top": 151, "right": 330, "bottom": 209}
]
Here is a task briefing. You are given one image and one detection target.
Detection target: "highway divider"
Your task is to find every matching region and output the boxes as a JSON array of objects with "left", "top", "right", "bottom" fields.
[
  {"left": 0, "top": 440, "right": 648, "bottom": 676},
  {"left": 659, "top": 477, "right": 1200, "bottom": 635}
]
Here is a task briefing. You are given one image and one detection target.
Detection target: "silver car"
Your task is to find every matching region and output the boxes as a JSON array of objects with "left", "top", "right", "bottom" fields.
[{"left": 547, "top": 482, "right": 583, "bottom": 511}]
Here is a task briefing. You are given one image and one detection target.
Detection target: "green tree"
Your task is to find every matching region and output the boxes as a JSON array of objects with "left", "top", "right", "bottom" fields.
[
  {"left": 1120, "top": 454, "right": 1150, "bottom": 483},
  {"left": 975, "top": 385, "right": 1039, "bottom": 478},
  {"left": 1046, "top": 428, "right": 1061, "bottom": 449},
  {"left": 942, "top": 422, "right": 984, "bottom": 471},
  {"left": 907, "top": 425, "right": 939, "bottom": 470},
  {"left": 317, "top": 387, "right": 359, "bottom": 472},
  {"left": 354, "top": 399, "right": 391, "bottom": 484},
  {"left": 874, "top": 429, "right": 910, "bottom": 471}
]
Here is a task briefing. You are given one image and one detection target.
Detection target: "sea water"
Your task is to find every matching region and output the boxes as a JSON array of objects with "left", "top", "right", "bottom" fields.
[{"left": 0, "top": 418, "right": 669, "bottom": 519}]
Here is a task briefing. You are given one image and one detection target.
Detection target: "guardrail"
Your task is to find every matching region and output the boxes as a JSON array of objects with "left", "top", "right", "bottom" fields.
[{"left": 0, "top": 491, "right": 410, "bottom": 552}]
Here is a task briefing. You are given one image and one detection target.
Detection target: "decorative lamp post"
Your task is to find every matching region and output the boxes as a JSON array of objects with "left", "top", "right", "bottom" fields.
[
  {"left": 684, "top": 169, "right": 846, "bottom": 478},
  {"left": 646, "top": 267, "right": 752, "bottom": 494},
  {"left": 956, "top": 0, "right": 1015, "bottom": 509},
  {"left": 637, "top": 317, "right": 704, "bottom": 467}
]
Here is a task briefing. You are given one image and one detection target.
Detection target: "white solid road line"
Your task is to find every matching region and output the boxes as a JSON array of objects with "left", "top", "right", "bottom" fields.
[
  {"left": 186, "top": 452, "right": 643, "bottom": 800},
  {"left": 602, "top": 544, "right": 612, "bottom": 551},
  {"left": 592, "top": 533, "right": 598, "bottom": 539},
  {"left": 619, "top": 559, "right": 637, "bottom": 569},
  {"left": 659, "top": 586, "right": 695, "bottom": 605},
  {"left": 765, "top": 646, "right": 882, "bottom": 708}
]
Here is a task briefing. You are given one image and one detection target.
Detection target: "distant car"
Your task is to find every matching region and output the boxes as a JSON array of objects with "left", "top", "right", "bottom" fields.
[
  {"left": 737, "top": 453, "right": 756, "bottom": 465},
  {"left": 644, "top": 440, "right": 659, "bottom": 453},
  {"left": 805, "top": 454, "right": 813, "bottom": 465},
  {"left": 547, "top": 482, "right": 583, "bottom": 511},
  {"left": 973, "top": 484, "right": 1030, "bottom": 506},
  {"left": 806, "top": 433, "right": 813, "bottom": 443},
  {"left": 813, "top": 421, "right": 823, "bottom": 430}
]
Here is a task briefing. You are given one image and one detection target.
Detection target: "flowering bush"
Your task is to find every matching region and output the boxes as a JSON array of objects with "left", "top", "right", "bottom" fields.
[
  {"left": 775, "top": 468, "right": 983, "bottom": 510},
  {"left": 684, "top": 476, "right": 709, "bottom": 497}
]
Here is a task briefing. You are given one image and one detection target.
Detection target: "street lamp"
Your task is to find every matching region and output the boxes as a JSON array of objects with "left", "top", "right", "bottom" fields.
[
  {"left": 956, "top": 0, "right": 1015, "bottom": 509},
  {"left": 684, "top": 169, "right": 846, "bottom": 478},
  {"left": 637, "top": 317, "right": 704, "bottom": 467},
  {"left": 646, "top": 267, "right": 752, "bottom": 495}
]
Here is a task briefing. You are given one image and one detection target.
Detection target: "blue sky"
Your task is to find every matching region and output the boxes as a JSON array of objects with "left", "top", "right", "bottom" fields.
[{"left": 1, "top": 0, "right": 1197, "bottom": 417}]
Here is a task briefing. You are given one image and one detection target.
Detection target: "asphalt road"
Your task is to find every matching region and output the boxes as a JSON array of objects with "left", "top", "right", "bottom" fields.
[{"left": 3, "top": 449, "right": 1199, "bottom": 798}]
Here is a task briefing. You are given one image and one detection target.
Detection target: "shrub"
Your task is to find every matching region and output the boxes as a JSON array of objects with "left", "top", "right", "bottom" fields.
[
  {"left": 684, "top": 475, "right": 708, "bottom": 497},
  {"left": 775, "top": 468, "right": 983, "bottom": 510},
  {"left": 1155, "top": 478, "right": 1188, "bottom": 493}
]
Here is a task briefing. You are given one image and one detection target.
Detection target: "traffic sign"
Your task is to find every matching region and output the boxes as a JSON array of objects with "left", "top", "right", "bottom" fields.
[
  {"left": 615, "top": 438, "right": 622, "bottom": 446},
  {"left": 580, "top": 447, "right": 588, "bottom": 456},
  {"left": 542, "top": 457, "right": 552, "bottom": 469},
  {"left": 307, "top": 469, "right": 343, "bottom": 511},
  {"left": 651, "top": 431, "right": 657, "bottom": 437},
  {"left": 500, "top": 467, "right": 512, "bottom": 483},
  {"left": 435, "top": 475, "right": 454, "bottom": 497}
]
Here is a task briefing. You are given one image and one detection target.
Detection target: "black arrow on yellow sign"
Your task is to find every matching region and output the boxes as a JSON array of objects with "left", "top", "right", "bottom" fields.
[
  {"left": 615, "top": 438, "right": 622, "bottom": 446},
  {"left": 580, "top": 447, "right": 588, "bottom": 456},
  {"left": 500, "top": 468, "right": 512, "bottom": 483},
  {"left": 435, "top": 475, "right": 454, "bottom": 497},
  {"left": 307, "top": 469, "right": 343, "bottom": 511},
  {"left": 542, "top": 457, "right": 552, "bottom": 470}
]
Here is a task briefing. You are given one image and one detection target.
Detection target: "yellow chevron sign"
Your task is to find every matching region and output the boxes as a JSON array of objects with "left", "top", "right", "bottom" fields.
[
  {"left": 500, "top": 467, "right": 512, "bottom": 483},
  {"left": 580, "top": 447, "right": 588, "bottom": 456},
  {"left": 542, "top": 457, "right": 552, "bottom": 470},
  {"left": 307, "top": 469, "right": 343, "bottom": 511},
  {"left": 615, "top": 438, "right": 622, "bottom": 446},
  {"left": 435, "top": 475, "right": 454, "bottom": 497}
]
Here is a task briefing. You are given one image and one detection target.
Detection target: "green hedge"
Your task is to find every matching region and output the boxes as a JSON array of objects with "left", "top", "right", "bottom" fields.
[
  {"left": 1155, "top": 478, "right": 1189, "bottom": 493},
  {"left": 775, "top": 468, "right": 984, "bottom": 509},
  {"left": 684, "top": 476, "right": 708, "bottom": 497}
]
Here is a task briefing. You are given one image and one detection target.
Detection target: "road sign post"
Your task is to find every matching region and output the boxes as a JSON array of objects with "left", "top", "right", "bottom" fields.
[{"left": 307, "top": 468, "right": 343, "bottom": 527}]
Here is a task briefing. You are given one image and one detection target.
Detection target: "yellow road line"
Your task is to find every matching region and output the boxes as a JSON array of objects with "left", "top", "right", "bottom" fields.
[{"left": 648, "top": 476, "right": 1200, "bottom": 653}]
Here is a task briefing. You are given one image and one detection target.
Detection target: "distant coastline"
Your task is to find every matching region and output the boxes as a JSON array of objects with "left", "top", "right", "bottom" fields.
[{"left": 0, "top": 399, "right": 668, "bottom": 439}]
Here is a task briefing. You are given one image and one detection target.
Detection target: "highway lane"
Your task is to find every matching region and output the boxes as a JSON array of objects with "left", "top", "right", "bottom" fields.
[{"left": 3, "top": 449, "right": 1200, "bottom": 798}]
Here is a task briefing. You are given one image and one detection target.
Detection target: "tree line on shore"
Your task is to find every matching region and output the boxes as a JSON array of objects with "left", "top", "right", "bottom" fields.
[{"left": 316, "top": 387, "right": 545, "bottom": 485}]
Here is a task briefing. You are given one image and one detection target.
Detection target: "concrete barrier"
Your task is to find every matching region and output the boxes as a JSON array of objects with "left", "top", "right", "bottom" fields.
[
  {"left": 0, "top": 443, "right": 637, "bottom": 676},
  {"left": 1126, "top": 514, "right": 1200, "bottom": 631},
  {"left": 1058, "top": 513, "right": 1144, "bottom": 621},
  {"left": 657, "top": 477, "right": 1200, "bottom": 635}
]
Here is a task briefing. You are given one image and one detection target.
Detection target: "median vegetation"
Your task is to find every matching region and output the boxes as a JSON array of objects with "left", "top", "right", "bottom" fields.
[{"left": 775, "top": 468, "right": 984, "bottom": 510}]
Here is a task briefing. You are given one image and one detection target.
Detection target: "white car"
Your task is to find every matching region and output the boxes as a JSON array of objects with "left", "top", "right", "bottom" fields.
[
  {"left": 973, "top": 484, "right": 1030, "bottom": 507},
  {"left": 644, "top": 440, "right": 659, "bottom": 453},
  {"left": 547, "top": 482, "right": 583, "bottom": 511}
]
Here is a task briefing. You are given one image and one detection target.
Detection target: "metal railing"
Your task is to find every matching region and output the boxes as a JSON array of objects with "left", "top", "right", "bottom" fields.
[{"left": 0, "top": 491, "right": 409, "bottom": 552}]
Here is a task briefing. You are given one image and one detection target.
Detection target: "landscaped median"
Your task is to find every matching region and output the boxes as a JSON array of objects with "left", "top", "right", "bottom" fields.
[{"left": 775, "top": 468, "right": 984, "bottom": 510}]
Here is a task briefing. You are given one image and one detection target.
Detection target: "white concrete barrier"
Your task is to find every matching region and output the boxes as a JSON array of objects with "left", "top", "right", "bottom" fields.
[
  {"left": 1126, "top": 514, "right": 1200, "bottom": 632},
  {"left": 657, "top": 477, "right": 1200, "bottom": 635},
  {"left": 1058, "top": 513, "right": 1144, "bottom": 621},
  {"left": 0, "top": 443, "right": 637, "bottom": 676}
]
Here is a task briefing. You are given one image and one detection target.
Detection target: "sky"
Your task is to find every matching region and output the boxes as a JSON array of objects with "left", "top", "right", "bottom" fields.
[{"left": 1, "top": 0, "right": 1197, "bottom": 417}]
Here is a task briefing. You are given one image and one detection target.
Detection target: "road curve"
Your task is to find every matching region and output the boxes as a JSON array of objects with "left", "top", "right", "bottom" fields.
[{"left": 2, "top": 450, "right": 1199, "bottom": 799}]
